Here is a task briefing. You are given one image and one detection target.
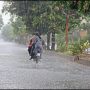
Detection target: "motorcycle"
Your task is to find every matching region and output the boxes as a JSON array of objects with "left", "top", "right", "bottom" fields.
[
  {"left": 34, "top": 51, "right": 41, "bottom": 63},
  {"left": 31, "top": 47, "right": 41, "bottom": 63}
]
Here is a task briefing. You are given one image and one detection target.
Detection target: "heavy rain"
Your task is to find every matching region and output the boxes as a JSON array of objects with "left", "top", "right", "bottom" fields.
[{"left": 0, "top": 0, "right": 90, "bottom": 89}]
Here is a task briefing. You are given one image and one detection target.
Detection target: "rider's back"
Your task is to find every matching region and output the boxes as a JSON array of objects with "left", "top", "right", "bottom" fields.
[{"left": 35, "top": 36, "right": 42, "bottom": 48}]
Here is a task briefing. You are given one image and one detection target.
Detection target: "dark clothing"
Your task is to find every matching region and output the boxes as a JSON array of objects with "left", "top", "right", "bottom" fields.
[
  {"left": 28, "top": 47, "right": 32, "bottom": 55},
  {"left": 30, "top": 43, "right": 36, "bottom": 59},
  {"left": 28, "top": 36, "right": 35, "bottom": 56},
  {"left": 29, "top": 35, "right": 43, "bottom": 59}
]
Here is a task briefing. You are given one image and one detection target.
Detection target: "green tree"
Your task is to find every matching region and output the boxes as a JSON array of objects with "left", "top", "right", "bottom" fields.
[
  {"left": 3, "top": 1, "right": 90, "bottom": 50},
  {"left": 1, "top": 23, "right": 14, "bottom": 41},
  {"left": 0, "top": 14, "right": 4, "bottom": 30},
  {"left": 9, "top": 16, "right": 27, "bottom": 44}
]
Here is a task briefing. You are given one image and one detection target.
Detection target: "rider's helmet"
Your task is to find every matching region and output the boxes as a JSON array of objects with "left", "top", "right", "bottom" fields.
[
  {"left": 35, "top": 31, "right": 41, "bottom": 39},
  {"left": 35, "top": 32, "right": 40, "bottom": 36}
]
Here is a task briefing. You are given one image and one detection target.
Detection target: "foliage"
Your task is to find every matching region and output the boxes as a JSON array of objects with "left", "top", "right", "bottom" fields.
[
  {"left": 80, "top": 20, "right": 90, "bottom": 31},
  {"left": 1, "top": 16, "right": 28, "bottom": 44},
  {"left": 69, "top": 38, "right": 90, "bottom": 55},
  {"left": 1, "top": 24, "right": 15, "bottom": 41},
  {"left": 2, "top": 1, "right": 90, "bottom": 51},
  {"left": 10, "top": 16, "right": 27, "bottom": 36},
  {"left": 2, "top": 1, "right": 90, "bottom": 32},
  {"left": 2, "top": 1, "right": 82, "bottom": 34},
  {"left": 0, "top": 14, "right": 4, "bottom": 30},
  {"left": 78, "top": 1, "right": 90, "bottom": 14},
  {"left": 56, "top": 33, "right": 67, "bottom": 52},
  {"left": 9, "top": 16, "right": 28, "bottom": 44},
  {"left": 87, "top": 34, "right": 90, "bottom": 43},
  {"left": 57, "top": 42, "right": 66, "bottom": 52}
]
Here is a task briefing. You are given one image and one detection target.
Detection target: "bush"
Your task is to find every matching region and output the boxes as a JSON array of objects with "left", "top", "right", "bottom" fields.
[
  {"left": 69, "top": 39, "right": 90, "bottom": 55},
  {"left": 69, "top": 42, "right": 81, "bottom": 55},
  {"left": 57, "top": 42, "right": 67, "bottom": 52},
  {"left": 87, "top": 34, "right": 90, "bottom": 43}
]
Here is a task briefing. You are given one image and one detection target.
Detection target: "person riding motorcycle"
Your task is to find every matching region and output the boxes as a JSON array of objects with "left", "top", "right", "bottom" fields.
[
  {"left": 28, "top": 34, "right": 35, "bottom": 56},
  {"left": 28, "top": 32, "right": 43, "bottom": 60}
]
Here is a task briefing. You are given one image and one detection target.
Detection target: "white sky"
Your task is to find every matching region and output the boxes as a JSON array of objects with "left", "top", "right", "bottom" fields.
[{"left": 0, "top": 1, "right": 10, "bottom": 25}]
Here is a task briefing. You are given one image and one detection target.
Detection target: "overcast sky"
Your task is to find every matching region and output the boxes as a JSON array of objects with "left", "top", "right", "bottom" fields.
[{"left": 0, "top": 1, "right": 10, "bottom": 25}]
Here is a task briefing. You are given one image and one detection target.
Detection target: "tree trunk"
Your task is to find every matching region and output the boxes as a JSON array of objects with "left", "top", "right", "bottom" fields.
[
  {"left": 72, "top": 31, "right": 74, "bottom": 44},
  {"left": 51, "top": 31, "right": 55, "bottom": 50},
  {"left": 47, "top": 32, "right": 51, "bottom": 50},
  {"left": 65, "top": 15, "right": 69, "bottom": 49}
]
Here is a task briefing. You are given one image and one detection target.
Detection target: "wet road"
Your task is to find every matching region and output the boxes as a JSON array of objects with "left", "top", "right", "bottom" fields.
[{"left": 0, "top": 39, "right": 90, "bottom": 89}]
